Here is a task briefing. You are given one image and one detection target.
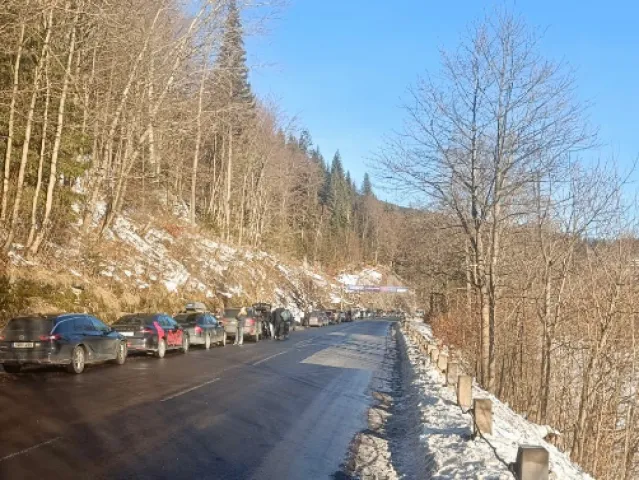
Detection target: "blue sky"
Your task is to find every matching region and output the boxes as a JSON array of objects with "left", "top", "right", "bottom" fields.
[{"left": 245, "top": 1, "right": 639, "bottom": 200}]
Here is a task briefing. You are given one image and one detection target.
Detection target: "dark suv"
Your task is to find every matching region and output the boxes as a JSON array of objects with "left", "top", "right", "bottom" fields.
[
  {"left": 0, "top": 313, "right": 127, "bottom": 374},
  {"left": 113, "top": 313, "right": 189, "bottom": 358},
  {"left": 174, "top": 311, "right": 226, "bottom": 349}
]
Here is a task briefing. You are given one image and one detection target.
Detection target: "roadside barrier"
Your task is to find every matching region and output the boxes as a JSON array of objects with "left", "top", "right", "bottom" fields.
[{"left": 402, "top": 320, "right": 550, "bottom": 480}]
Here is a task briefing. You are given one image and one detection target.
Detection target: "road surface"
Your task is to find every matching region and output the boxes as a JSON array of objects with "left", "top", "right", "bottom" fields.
[{"left": 0, "top": 319, "right": 394, "bottom": 479}]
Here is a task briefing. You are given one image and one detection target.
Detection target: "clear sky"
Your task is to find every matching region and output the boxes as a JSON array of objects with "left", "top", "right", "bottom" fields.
[{"left": 245, "top": 1, "right": 639, "bottom": 201}]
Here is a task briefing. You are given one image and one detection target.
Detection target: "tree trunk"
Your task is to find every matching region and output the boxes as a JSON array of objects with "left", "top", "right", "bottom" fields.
[
  {"left": 29, "top": 10, "right": 78, "bottom": 256},
  {"left": 26, "top": 57, "right": 51, "bottom": 249},
  {"left": 190, "top": 67, "right": 206, "bottom": 225},
  {"left": 4, "top": 7, "right": 53, "bottom": 251},
  {"left": 1, "top": 20, "right": 26, "bottom": 223},
  {"left": 225, "top": 126, "right": 233, "bottom": 242}
]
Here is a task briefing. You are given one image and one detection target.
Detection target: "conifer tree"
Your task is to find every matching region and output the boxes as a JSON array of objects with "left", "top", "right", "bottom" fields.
[{"left": 362, "top": 173, "right": 374, "bottom": 197}]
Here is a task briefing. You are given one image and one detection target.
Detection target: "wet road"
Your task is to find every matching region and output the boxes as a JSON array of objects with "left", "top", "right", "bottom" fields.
[{"left": 0, "top": 319, "right": 394, "bottom": 479}]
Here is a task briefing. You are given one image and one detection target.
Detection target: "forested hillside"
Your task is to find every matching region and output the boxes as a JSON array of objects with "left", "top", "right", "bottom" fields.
[{"left": 0, "top": 0, "right": 410, "bottom": 273}]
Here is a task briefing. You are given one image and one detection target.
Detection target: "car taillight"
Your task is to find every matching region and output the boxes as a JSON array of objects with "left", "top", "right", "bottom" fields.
[
  {"left": 0, "top": 335, "right": 4, "bottom": 340},
  {"left": 245, "top": 318, "right": 255, "bottom": 325},
  {"left": 39, "top": 334, "right": 61, "bottom": 341},
  {"left": 140, "top": 327, "right": 154, "bottom": 334},
  {"left": 194, "top": 326, "right": 203, "bottom": 334}
]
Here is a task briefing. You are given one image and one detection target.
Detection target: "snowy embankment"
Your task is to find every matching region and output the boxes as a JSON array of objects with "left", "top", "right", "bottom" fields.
[
  {"left": 6, "top": 203, "right": 402, "bottom": 319},
  {"left": 402, "top": 320, "right": 593, "bottom": 480}
]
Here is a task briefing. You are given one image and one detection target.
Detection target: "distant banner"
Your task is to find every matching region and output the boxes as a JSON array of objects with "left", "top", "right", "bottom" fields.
[{"left": 345, "top": 285, "right": 410, "bottom": 294}]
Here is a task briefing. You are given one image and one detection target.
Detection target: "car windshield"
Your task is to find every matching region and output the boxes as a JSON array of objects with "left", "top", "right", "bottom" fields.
[
  {"left": 113, "top": 315, "right": 153, "bottom": 328},
  {"left": 3, "top": 317, "right": 53, "bottom": 335},
  {"left": 174, "top": 313, "right": 197, "bottom": 325}
]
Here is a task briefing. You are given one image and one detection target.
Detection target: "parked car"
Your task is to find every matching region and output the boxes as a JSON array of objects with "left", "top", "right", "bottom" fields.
[
  {"left": 0, "top": 313, "right": 127, "bottom": 374},
  {"left": 325, "top": 310, "right": 336, "bottom": 324},
  {"left": 337, "top": 312, "right": 346, "bottom": 323},
  {"left": 174, "top": 311, "right": 226, "bottom": 349},
  {"left": 308, "top": 311, "right": 328, "bottom": 327},
  {"left": 113, "top": 313, "right": 189, "bottom": 358},
  {"left": 219, "top": 308, "right": 262, "bottom": 342}
]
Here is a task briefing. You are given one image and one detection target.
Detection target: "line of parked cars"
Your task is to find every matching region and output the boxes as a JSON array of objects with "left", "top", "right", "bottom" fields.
[
  {"left": 0, "top": 302, "right": 300, "bottom": 374},
  {"left": 304, "top": 309, "right": 354, "bottom": 327}
]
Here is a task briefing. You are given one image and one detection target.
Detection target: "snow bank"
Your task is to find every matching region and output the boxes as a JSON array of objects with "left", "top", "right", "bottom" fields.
[
  {"left": 337, "top": 267, "right": 383, "bottom": 286},
  {"left": 403, "top": 320, "right": 592, "bottom": 480}
]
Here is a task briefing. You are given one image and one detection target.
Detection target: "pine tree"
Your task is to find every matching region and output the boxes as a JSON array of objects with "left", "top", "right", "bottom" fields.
[
  {"left": 328, "top": 151, "right": 351, "bottom": 230},
  {"left": 362, "top": 173, "right": 374, "bottom": 197},
  {"left": 298, "top": 129, "right": 312, "bottom": 154},
  {"left": 215, "top": 0, "right": 254, "bottom": 111},
  {"left": 212, "top": 0, "right": 255, "bottom": 240}
]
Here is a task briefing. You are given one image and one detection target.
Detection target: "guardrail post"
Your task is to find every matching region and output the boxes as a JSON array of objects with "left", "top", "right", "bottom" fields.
[
  {"left": 457, "top": 375, "right": 472, "bottom": 409},
  {"left": 437, "top": 353, "right": 448, "bottom": 373},
  {"left": 430, "top": 348, "right": 439, "bottom": 363},
  {"left": 446, "top": 361, "right": 459, "bottom": 386},
  {"left": 473, "top": 399, "right": 493, "bottom": 436},
  {"left": 513, "top": 445, "right": 549, "bottom": 480}
]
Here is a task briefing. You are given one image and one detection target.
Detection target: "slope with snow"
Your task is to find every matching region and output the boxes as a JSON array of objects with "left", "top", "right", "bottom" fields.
[
  {"left": 5, "top": 204, "right": 398, "bottom": 320},
  {"left": 403, "top": 320, "right": 593, "bottom": 480}
]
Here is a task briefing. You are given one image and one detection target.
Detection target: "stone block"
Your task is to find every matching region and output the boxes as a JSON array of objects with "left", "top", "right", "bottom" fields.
[
  {"left": 473, "top": 398, "right": 492, "bottom": 436},
  {"left": 430, "top": 348, "right": 439, "bottom": 363},
  {"left": 437, "top": 353, "right": 448, "bottom": 372},
  {"left": 514, "top": 445, "right": 549, "bottom": 480},
  {"left": 446, "top": 362, "right": 459, "bottom": 385},
  {"left": 457, "top": 375, "right": 472, "bottom": 409}
]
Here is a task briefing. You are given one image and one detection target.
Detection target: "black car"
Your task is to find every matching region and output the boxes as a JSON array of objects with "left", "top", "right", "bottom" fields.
[
  {"left": 0, "top": 313, "right": 127, "bottom": 374},
  {"left": 174, "top": 311, "right": 226, "bottom": 349},
  {"left": 113, "top": 313, "right": 189, "bottom": 358}
]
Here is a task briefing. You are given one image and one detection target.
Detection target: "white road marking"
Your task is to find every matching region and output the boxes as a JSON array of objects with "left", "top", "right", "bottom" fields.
[
  {"left": 0, "top": 436, "right": 62, "bottom": 463},
  {"left": 160, "top": 378, "right": 220, "bottom": 402},
  {"left": 252, "top": 350, "right": 288, "bottom": 366}
]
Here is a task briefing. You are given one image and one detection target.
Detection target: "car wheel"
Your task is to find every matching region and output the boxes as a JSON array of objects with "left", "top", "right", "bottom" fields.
[
  {"left": 3, "top": 364, "right": 21, "bottom": 374},
  {"left": 182, "top": 334, "right": 190, "bottom": 353},
  {"left": 205, "top": 333, "right": 211, "bottom": 350},
  {"left": 156, "top": 339, "right": 167, "bottom": 358},
  {"left": 114, "top": 341, "right": 127, "bottom": 365},
  {"left": 67, "top": 346, "right": 86, "bottom": 374}
]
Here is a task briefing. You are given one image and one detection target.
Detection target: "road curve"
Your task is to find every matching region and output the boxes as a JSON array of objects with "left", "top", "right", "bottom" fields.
[{"left": 0, "top": 319, "right": 395, "bottom": 479}]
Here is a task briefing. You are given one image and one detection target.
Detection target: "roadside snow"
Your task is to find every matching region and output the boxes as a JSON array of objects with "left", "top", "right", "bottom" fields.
[{"left": 403, "top": 321, "right": 592, "bottom": 479}]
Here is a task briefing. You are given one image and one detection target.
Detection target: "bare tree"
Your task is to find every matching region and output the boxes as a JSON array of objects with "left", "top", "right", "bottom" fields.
[{"left": 377, "top": 11, "right": 593, "bottom": 390}]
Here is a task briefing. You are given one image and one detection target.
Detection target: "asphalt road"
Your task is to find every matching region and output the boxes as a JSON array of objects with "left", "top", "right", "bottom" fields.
[{"left": 0, "top": 319, "right": 395, "bottom": 480}]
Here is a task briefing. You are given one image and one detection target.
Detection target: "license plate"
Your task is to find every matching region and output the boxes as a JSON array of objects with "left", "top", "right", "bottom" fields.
[
  {"left": 120, "top": 332, "right": 134, "bottom": 337},
  {"left": 13, "top": 342, "right": 34, "bottom": 348}
]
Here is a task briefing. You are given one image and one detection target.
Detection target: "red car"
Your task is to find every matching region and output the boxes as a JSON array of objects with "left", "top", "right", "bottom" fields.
[{"left": 112, "top": 313, "right": 189, "bottom": 358}]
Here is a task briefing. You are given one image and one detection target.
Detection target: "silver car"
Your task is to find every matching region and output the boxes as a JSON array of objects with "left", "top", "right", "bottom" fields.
[{"left": 308, "top": 311, "right": 328, "bottom": 327}]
